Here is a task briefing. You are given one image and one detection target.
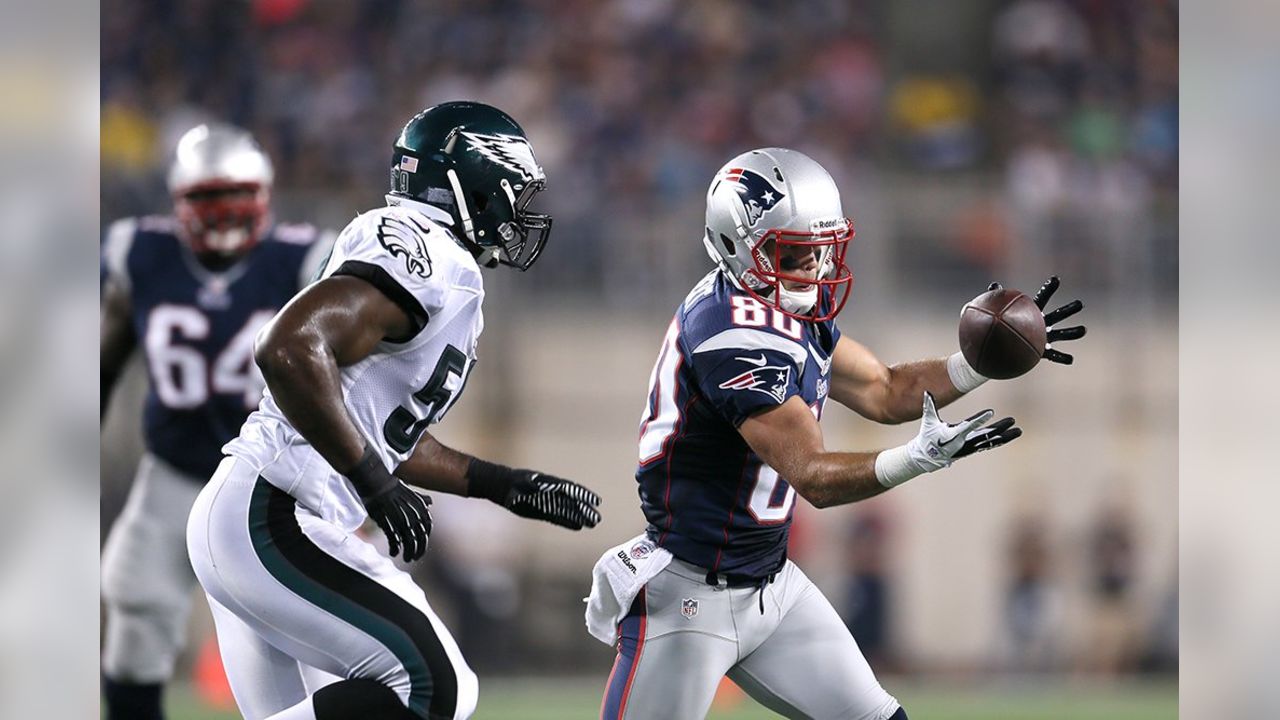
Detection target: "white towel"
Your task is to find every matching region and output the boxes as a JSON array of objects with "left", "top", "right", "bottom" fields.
[{"left": 583, "top": 533, "right": 672, "bottom": 646}]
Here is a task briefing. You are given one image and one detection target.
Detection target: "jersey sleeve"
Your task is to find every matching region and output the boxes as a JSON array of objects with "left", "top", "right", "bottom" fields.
[
  {"left": 324, "top": 210, "right": 454, "bottom": 341},
  {"left": 299, "top": 228, "right": 338, "bottom": 289},
  {"left": 101, "top": 218, "right": 137, "bottom": 293},
  {"left": 686, "top": 327, "right": 808, "bottom": 426}
]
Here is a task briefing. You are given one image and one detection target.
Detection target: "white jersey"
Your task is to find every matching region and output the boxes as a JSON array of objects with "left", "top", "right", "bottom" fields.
[{"left": 225, "top": 200, "right": 483, "bottom": 532}]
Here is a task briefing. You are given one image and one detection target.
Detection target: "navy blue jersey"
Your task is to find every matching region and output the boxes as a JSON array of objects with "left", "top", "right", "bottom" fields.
[
  {"left": 636, "top": 271, "right": 841, "bottom": 579},
  {"left": 102, "top": 216, "right": 332, "bottom": 479}
]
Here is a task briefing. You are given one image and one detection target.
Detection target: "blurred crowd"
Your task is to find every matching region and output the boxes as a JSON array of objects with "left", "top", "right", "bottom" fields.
[
  {"left": 102, "top": 0, "right": 1177, "bottom": 304},
  {"left": 813, "top": 499, "right": 1177, "bottom": 677}
]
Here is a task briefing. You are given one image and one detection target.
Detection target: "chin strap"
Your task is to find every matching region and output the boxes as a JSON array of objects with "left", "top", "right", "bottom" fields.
[
  {"left": 444, "top": 170, "right": 505, "bottom": 268},
  {"left": 446, "top": 168, "right": 475, "bottom": 243}
]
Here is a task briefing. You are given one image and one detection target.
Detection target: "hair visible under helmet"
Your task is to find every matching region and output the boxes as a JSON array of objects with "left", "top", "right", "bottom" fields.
[{"left": 702, "top": 148, "right": 854, "bottom": 321}]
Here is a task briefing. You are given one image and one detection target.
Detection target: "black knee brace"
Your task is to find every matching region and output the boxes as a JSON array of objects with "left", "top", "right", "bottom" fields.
[{"left": 313, "top": 679, "right": 421, "bottom": 720}]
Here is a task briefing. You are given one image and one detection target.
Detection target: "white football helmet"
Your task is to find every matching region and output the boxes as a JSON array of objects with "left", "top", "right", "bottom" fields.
[
  {"left": 167, "top": 123, "right": 274, "bottom": 258},
  {"left": 703, "top": 148, "right": 854, "bottom": 321}
]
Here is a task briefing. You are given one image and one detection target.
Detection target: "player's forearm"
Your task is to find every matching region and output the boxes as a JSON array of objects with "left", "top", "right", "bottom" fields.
[
  {"left": 255, "top": 334, "right": 367, "bottom": 473},
  {"left": 882, "top": 357, "right": 965, "bottom": 423},
  {"left": 788, "top": 451, "right": 888, "bottom": 508},
  {"left": 100, "top": 283, "right": 136, "bottom": 420},
  {"left": 395, "top": 432, "right": 471, "bottom": 496}
]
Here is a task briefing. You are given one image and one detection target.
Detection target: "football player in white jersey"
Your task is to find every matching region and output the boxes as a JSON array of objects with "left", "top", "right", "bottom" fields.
[{"left": 187, "top": 102, "right": 602, "bottom": 720}]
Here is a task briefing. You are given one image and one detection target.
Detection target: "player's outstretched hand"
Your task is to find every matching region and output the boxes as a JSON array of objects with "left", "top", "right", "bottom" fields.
[
  {"left": 504, "top": 471, "right": 603, "bottom": 530},
  {"left": 984, "top": 279, "right": 1086, "bottom": 365},
  {"left": 468, "top": 458, "right": 602, "bottom": 530},
  {"left": 363, "top": 482, "right": 433, "bottom": 562},
  {"left": 1029, "top": 276, "right": 1087, "bottom": 365},
  {"left": 912, "top": 392, "right": 1022, "bottom": 470}
]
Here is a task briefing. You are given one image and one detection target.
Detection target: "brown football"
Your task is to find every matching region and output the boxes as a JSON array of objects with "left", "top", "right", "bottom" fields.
[{"left": 959, "top": 288, "right": 1046, "bottom": 379}]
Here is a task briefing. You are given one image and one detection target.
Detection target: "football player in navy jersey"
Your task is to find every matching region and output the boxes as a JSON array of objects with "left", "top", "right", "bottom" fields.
[
  {"left": 100, "top": 123, "right": 334, "bottom": 720},
  {"left": 588, "top": 148, "right": 1086, "bottom": 720}
]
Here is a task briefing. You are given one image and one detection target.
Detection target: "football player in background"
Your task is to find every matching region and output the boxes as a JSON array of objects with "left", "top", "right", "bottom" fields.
[
  {"left": 587, "top": 148, "right": 1086, "bottom": 719},
  {"left": 186, "top": 102, "right": 602, "bottom": 720},
  {"left": 101, "top": 123, "right": 333, "bottom": 720}
]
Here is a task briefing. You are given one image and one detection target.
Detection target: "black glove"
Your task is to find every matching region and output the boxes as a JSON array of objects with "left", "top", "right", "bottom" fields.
[
  {"left": 987, "top": 276, "right": 1087, "bottom": 365},
  {"left": 467, "top": 459, "right": 602, "bottom": 530},
  {"left": 953, "top": 416, "right": 1022, "bottom": 458},
  {"left": 345, "top": 445, "right": 432, "bottom": 561}
]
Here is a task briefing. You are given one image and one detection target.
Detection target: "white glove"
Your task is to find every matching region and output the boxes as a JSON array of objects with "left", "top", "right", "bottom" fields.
[{"left": 875, "top": 392, "right": 1020, "bottom": 488}]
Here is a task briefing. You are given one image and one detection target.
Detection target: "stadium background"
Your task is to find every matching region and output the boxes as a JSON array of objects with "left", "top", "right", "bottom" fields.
[{"left": 101, "top": 0, "right": 1178, "bottom": 717}]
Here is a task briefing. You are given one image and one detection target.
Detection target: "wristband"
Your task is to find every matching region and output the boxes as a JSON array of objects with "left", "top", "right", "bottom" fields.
[
  {"left": 947, "top": 352, "right": 988, "bottom": 393},
  {"left": 466, "top": 457, "right": 516, "bottom": 503},
  {"left": 874, "top": 444, "right": 924, "bottom": 488},
  {"left": 344, "top": 444, "right": 397, "bottom": 499}
]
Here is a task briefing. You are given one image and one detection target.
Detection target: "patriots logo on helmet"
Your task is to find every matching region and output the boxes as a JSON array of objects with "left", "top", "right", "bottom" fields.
[
  {"left": 723, "top": 167, "right": 786, "bottom": 227},
  {"left": 377, "top": 214, "right": 434, "bottom": 279},
  {"left": 718, "top": 358, "right": 792, "bottom": 404}
]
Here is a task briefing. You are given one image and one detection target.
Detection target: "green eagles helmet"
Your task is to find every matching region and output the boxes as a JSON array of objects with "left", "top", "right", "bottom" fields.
[{"left": 389, "top": 101, "right": 551, "bottom": 270}]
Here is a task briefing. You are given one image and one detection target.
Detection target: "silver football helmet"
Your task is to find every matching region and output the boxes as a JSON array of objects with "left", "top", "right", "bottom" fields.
[
  {"left": 167, "top": 123, "right": 274, "bottom": 258},
  {"left": 703, "top": 148, "right": 854, "bottom": 321}
]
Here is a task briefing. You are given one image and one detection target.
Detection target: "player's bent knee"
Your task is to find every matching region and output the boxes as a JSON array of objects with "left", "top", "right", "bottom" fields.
[{"left": 313, "top": 679, "right": 420, "bottom": 720}]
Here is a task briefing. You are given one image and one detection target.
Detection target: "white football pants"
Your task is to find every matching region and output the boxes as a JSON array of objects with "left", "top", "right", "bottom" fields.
[
  {"left": 187, "top": 457, "right": 478, "bottom": 720},
  {"left": 102, "top": 453, "right": 203, "bottom": 682},
  {"left": 601, "top": 558, "right": 901, "bottom": 720}
]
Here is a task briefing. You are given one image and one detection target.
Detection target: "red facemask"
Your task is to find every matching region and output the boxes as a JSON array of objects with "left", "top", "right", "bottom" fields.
[
  {"left": 173, "top": 182, "right": 270, "bottom": 258},
  {"left": 742, "top": 218, "right": 855, "bottom": 322}
]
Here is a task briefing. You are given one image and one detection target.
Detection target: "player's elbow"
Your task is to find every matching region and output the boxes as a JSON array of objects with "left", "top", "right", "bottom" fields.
[{"left": 254, "top": 327, "right": 310, "bottom": 379}]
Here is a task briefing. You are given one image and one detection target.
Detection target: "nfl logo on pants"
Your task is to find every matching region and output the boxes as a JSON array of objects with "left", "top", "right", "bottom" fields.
[{"left": 681, "top": 598, "right": 699, "bottom": 620}]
